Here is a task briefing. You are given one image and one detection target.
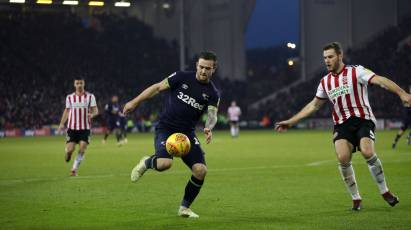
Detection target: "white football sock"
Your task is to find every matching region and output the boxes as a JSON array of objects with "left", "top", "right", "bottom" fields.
[
  {"left": 230, "top": 127, "right": 235, "bottom": 137},
  {"left": 338, "top": 162, "right": 361, "bottom": 200},
  {"left": 72, "top": 152, "right": 84, "bottom": 170},
  {"left": 366, "top": 154, "right": 389, "bottom": 194}
]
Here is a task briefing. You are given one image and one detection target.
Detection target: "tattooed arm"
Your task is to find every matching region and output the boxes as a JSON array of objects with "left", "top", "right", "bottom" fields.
[{"left": 204, "top": 106, "right": 218, "bottom": 144}]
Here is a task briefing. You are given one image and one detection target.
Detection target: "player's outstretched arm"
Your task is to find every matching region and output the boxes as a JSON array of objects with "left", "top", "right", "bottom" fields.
[
  {"left": 123, "top": 79, "right": 170, "bottom": 115},
  {"left": 370, "top": 75, "right": 411, "bottom": 105},
  {"left": 57, "top": 108, "right": 69, "bottom": 134},
  {"left": 204, "top": 106, "right": 218, "bottom": 144},
  {"left": 275, "top": 97, "right": 325, "bottom": 132}
]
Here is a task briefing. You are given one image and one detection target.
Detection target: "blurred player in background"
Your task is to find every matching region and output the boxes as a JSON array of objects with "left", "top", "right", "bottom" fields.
[
  {"left": 392, "top": 85, "right": 411, "bottom": 148},
  {"left": 57, "top": 77, "right": 98, "bottom": 176},
  {"left": 102, "top": 95, "right": 123, "bottom": 146},
  {"left": 227, "top": 100, "right": 241, "bottom": 137},
  {"left": 123, "top": 51, "right": 220, "bottom": 218},
  {"left": 275, "top": 42, "right": 411, "bottom": 211}
]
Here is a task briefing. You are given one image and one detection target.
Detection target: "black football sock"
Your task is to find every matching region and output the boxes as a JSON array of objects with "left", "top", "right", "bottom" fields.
[
  {"left": 144, "top": 155, "right": 158, "bottom": 170},
  {"left": 181, "top": 176, "right": 204, "bottom": 208},
  {"left": 115, "top": 130, "right": 122, "bottom": 142},
  {"left": 393, "top": 134, "right": 401, "bottom": 143}
]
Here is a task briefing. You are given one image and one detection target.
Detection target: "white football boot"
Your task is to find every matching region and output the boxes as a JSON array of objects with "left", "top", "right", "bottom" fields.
[
  {"left": 178, "top": 206, "right": 199, "bottom": 218},
  {"left": 130, "top": 156, "right": 150, "bottom": 182}
]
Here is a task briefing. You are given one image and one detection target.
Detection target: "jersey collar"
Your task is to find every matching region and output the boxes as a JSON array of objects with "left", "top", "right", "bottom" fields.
[{"left": 330, "top": 65, "right": 346, "bottom": 77}]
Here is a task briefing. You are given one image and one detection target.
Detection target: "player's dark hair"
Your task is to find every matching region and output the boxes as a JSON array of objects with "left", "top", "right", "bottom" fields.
[
  {"left": 74, "top": 76, "right": 85, "bottom": 81},
  {"left": 323, "top": 42, "right": 343, "bottom": 55},
  {"left": 198, "top": 51, "right": 217, "bottom": 63}
]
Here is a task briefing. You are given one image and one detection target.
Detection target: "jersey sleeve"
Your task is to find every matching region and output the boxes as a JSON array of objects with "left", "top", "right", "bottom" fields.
[
  {"left": 90, "top": 94, "right": 97, "bottom": 107},
  {"left": 65, "top": 95, "right": 71, "bottom": 109},
  {"left": 315, "top": 82, "right": 328, "bottom": 100},
  {"left": 166, "top": 71, "right": 183, "bottom": 89},
  {"left": 208, "top": 90, "right": 220, "bottom": 108},
  {"left": 356, "top": 65, "right": 375, "bottom": 85}
]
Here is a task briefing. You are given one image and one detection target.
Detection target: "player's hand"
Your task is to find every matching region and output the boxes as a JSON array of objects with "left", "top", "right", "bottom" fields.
[
  {"left": 274, "top": 120, "right": 292, "bottom": 132},
  {"left": 203, "top": 128, "right": 212, "bottom": 144},
  {"left": 56, "top": 125, "right": 64, "bottom": 135},
  {"left": 400, "top": 93, "right": 411, "bottom": 106},
  {"left": 123, "top": 102, "right": 136, "bottom": 115}
]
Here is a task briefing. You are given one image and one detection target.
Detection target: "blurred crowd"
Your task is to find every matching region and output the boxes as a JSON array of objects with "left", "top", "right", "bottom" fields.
[
  {"left": 0, "top": 10, "right": 179, "bottom": 129},
  {"left": 253, "top": 16, "right": 411, "bottom": 124},
  {"left": 0, "top": 10, "right": 410, "bottom": 130}
]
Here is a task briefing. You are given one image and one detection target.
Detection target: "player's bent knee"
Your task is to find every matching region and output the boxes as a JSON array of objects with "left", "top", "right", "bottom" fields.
[
  {"left": 67, "top": 148, "right": 74, "bottom": 154},
  {"left": 360, "top": 146, "right": 374, "bottom": 158},
  {"left": 66, "top": 145, "right": 75, "bottom": 153},
  {"left": 335, "top": 151, "right": 351, "bottom": 164},
  {"left": 192, "top": 164, "right": 207, "bottom": 180}
]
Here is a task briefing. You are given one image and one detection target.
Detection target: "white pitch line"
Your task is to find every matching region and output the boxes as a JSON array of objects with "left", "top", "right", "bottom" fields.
[
  {"left": 1, "top": 158, "right": 409, "bottom": 186},
  {"left": 305, "top": 159, "right": 335, "bottom": 167}
]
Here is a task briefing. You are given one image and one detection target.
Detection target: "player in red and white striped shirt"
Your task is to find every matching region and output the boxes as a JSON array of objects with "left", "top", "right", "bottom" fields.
[
  {"left": 276, "top": 42, "right": 411, "bottom": 211},
  {"left": 57, "top": 77, "right": 98, "bottom": 176}
]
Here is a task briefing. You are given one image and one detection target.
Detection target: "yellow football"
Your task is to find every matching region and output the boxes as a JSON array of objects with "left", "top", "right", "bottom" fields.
[{"left": 165, "top": 133, "right": 191, "bottom": 157}]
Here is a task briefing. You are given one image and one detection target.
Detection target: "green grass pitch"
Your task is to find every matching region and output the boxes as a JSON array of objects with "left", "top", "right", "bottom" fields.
[{"left": 0, "top": 130, "right": 410, "bottom": 230}]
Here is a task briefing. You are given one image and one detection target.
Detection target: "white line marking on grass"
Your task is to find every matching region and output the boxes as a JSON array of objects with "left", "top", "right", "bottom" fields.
[
  {"left": 1, "top": 159, "right": 409, "bottom": 186},
  {"left": 305, "top": 160, "right": 335, "bottom": 167}
]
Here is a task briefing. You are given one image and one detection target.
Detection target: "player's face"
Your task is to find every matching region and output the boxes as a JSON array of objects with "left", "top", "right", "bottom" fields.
[
  {"left": 231, "top": 101, "right": 236, "bottom": 107},
  {"left": 74, "top": 80, "right": 85, "bottom": 92},
  {"left": 112, "top": 96, "right": 118, "bottom": 103},
  {"left": 323, "top": 49, "right": 342, "bottom": 73},
  {"left": 196, "top": 58, "right": 216, "bottom": 82}
]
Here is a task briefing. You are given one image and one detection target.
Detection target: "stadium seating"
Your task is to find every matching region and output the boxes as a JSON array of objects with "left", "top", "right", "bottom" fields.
[{"left": 251, "top": 16, "right": 411, "bottom": 122}]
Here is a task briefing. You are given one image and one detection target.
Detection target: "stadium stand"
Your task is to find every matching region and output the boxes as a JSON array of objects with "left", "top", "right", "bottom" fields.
[{"left": 252, "top": 16, "right": 411, "bottom": 123}]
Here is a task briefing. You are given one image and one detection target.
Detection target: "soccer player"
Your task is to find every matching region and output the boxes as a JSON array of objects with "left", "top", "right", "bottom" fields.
[
  {"left": 275, "top": 42, "right": 411, "bottom": 211},
  {"left": 227, "top": 100, "right": 241, "bottom": 137},
  {"left": 102, "top": 95, "right": 123, "bottom": 146},
  {"left": 57, "top": 77, "right": 98, "bottom": 176},
  {"left": 392, "top": 85, "right": 411, "bottom": 148},
  {"left": 123, "top": 51, "right": 220, "bottom": 218}
]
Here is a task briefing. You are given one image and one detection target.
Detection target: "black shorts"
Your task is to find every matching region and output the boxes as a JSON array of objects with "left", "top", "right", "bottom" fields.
[
  {"left": 154, "top": 127, "right": 205, "bottom": 169},
  {"left": 333, "top": 117, "right": 375, "bottom": 152},
  {"left": 66, "top": 129, "right": 91, "bottom": 144},
  {"left": 107, "top": 119, "right": 121, "bottom": 131}
]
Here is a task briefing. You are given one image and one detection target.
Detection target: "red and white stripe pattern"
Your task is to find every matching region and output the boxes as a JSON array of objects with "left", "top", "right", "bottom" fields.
[
  {"left": 316, "top": 65, "right": 376, "bottom": 125},
  {"left": 65, "top": 92, "right": 97, "bottom": 130}
]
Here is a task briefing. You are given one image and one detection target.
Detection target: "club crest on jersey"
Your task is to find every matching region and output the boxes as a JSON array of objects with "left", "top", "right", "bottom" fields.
[
  {"left": 182, "top": 84, "right": 189, "bottom": 89},
  {"left": 202, "top": 93, "right": 209, "bottom": 101},
  {"left": 342, "top": 75, "right": 348, "bottom": 85}
]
